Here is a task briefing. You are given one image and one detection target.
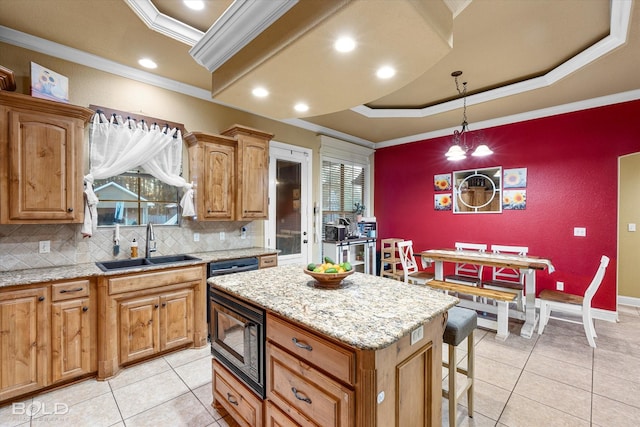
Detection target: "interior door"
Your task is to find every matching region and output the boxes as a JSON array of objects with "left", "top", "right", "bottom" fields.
[{"left": 266, "top": 142, "right": 312, "bottom": 265}]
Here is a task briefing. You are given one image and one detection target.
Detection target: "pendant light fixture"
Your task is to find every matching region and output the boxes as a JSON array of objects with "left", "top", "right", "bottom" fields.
[{"left": 445, "top": 71, "right": 493, "bottom": 161}]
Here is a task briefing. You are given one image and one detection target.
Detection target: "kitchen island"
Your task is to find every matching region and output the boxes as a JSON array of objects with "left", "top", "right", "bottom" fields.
[{"left": 209, "top": 264, "right": 458, "bottom": 427}]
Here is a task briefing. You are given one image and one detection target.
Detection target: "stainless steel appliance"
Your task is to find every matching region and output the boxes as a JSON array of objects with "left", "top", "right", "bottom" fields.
[{"left": 207, "top": 257, "right": 264, "bottom": 397}]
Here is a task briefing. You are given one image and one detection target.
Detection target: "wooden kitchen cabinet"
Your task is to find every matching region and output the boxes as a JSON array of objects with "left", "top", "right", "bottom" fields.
[
  {"left": 50, "top": 279, "right": 96, "bottom": 384},
  {"left": 185, "top": 132, "right": 237, "bottom": 220},
  {"left": 222, "top": 125, "right": 273, "bottom": 220},
  {"left": 265, "top": 311, "right": 444, "bottom": 427},
  {"left": 0, "top": 286, "right": 49, "bottom": 402},
  {"left": 119, "top": 289, "right": 194, "bottom": 364},
  {"left": 213, "top": 359, "right": 264, "bottom": 427},
  {"left": 186, "top": 125, "right": 273, "bottom": 221},
  {"left": 98, "top": 265, "right": 206, "bottom": 379},
  {"left": 0, "top": 91, "right": 93, "bottom": 224}
]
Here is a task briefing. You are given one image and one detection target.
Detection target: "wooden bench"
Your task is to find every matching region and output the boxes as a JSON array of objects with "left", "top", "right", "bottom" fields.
[{"left": 426, "top": 280, "right": 516, "bottom": 340}]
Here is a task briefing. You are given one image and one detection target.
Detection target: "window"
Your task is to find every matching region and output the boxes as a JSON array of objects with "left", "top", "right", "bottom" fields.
[
  {"left": 321, "top": 159, "right": 365, "bottom": 231},
  {"left": 93, "top": 171, "right": 180, "bottom": 226},
  {"left": 319, "top": 136, "right": 373, "bottom": 240}
]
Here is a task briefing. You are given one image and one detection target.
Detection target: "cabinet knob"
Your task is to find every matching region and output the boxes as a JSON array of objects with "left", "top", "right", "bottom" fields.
[
  {"left": 161, "top": 302, "right": 166, "bottom": 308},
  {"left": 154, "top": 304, "right": 159, "bottom": 309},
  {"left": 67, "top": 208, "right": 74, "bottom": 213},
  {"left": 82, "top": 306, "right": 89, "bottom": 312},
  {"left": 38, "top": 296, "right": 45, "bottom": 302}
]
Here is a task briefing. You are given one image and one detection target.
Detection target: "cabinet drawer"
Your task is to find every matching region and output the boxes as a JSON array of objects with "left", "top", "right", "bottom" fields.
[
  {"left": 265, "top": 400, "right": 303, "bottom": 426},
  {"left": 267, "top": 313, "right": 355, "bottom": 385},
  {"left": 259, "top": 254, "right": 278, "bottom": 269},
  {"left": 267, "top": 343, "right": 353, "bottom": 427},
  {"left": 52, "top": 280, "right": 90, "bottom": 301},
  {"left": 213, "top": 359, "right": 263, "bottom": 427}
]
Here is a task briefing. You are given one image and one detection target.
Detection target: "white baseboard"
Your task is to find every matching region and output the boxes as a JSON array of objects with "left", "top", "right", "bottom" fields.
[{"left": 618, "top": 295, "right": 640, "bottom": 308}]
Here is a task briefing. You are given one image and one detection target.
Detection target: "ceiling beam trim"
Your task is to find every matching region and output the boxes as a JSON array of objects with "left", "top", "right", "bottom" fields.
[
  {"left": 351, "top": 0, "right": 632, "bottom": 119},
  {"left": 189, "top": 0, "right": 299, "bottom": 72},
  {"left": 124, "top": 0, "right": 203, "bottom": 46}
]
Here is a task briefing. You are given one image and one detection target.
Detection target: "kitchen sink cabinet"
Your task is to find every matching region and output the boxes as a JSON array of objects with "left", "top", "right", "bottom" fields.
[
  {"left": 98, "top": 264, "right": 206, "bottom": 379},
  {"left": 185, "top": 125, "right": 273, "bottom": 222},
  {"left": 119, "top": 289, "right": 194, "bottom": 365},
  {"left": 221, "top": 125, "right": 273, "bottom": 221},
  {"left": 0, "top": 91, "right": 93, "bottom": 224}
]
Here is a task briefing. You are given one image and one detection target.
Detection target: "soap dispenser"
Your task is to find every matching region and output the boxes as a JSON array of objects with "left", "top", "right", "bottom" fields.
[{"left": 131, "top": 239, "right": 138, "bottom": 258}]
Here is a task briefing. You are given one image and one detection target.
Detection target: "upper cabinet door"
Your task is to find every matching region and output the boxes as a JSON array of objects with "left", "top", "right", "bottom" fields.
[
  {"left": 222, "top": 125, "right": 273, "bottom": 221},
  {"left": 0, "top": 92, "right": 92, "bottom": 224},
  {"left": 203, "top": 140, "right": 235, "bottom": 220}
]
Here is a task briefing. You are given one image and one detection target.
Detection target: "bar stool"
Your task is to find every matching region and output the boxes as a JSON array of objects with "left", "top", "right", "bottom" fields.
[{"left": 443, "top": 306, "right": 477, "bottom": 427}]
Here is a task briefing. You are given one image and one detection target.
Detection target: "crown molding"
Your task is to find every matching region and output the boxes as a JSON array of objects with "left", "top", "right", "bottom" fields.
[
  {"left": 189, "top": 0, "right": 299, "bottom": 72},
  {"left": 124, "top": 0, "right": 203, "bottom": 46},
  {"left": 352, "top": 0, "right": 633, "bottom": 119}
]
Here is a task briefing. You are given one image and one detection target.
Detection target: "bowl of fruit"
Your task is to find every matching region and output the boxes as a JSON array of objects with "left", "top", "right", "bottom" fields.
[{"left": 304, "top": 257, "right": 354, "bottom": 289}]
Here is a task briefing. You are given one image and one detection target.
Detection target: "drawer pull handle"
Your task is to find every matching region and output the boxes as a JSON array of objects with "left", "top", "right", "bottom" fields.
[
  {"left": 292, "top": 337, "right": 312, "bottom": 351},
  {"left": 291, "top": 387, "right": 312, "bottom": 404},
  {"left": 60, "top": 287, "right": 84, "bottom": 293},
  {"left": 226, "top": 393, "right": 239, "bottom": 406}
]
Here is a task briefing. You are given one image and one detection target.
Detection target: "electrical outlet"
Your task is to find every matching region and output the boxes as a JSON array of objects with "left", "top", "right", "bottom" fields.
[
  {"left": 193, "top": 233, "right": 200, "bottom": 242},
  {"left": 410, "top": 325, "right": 424, "bottom": 345},
  {"left": 39, "top": 240, "right": 50, "bottom": 254},
  {"left": 628, "top": 223, "right": 636, "bottom": 232},
  {"left": 241, "top": 226, "right": 247, "bottom": 239},
  {"left": 219, "top": 231, "right": 225, "bottom": 241},
  {"left": 556, "top": 281, "right": 564, "bottom": 291},
  {"left": 573, "top": 227, "right": 586, "bottom": 237}
]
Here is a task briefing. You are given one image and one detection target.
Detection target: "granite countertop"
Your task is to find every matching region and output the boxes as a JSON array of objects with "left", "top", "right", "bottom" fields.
[
  {"left": 0, "top": 247, "right": 277, "bottom": 288},
  {"left": 208, "top": 264, "right": 458, "bottom": 351}
]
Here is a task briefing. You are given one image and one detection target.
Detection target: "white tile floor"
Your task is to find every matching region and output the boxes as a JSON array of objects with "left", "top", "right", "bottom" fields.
[{"left": 1, "top": 305, "right": 639, "bottom": 426}]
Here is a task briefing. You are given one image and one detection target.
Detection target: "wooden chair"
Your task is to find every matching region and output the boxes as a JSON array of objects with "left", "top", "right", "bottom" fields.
[
  {"left": 538, "top": 255, "right": 610, "bottom": 348},
  {"left": 396, "top": 240, "right": 434, "bottom": 285},
  {"left": 481, "top": 245, "right": 528, "bottom": 311},
  {"left": 444, "top": 242, "right": 487, "bottom": 286}
]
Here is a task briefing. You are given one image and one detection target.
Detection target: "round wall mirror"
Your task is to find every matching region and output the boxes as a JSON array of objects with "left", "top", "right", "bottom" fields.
[{"left": 453, "top": 167, "right": 502, "bottom": 213}]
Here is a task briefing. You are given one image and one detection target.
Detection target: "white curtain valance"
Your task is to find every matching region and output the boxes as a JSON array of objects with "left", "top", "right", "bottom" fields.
[{"left": 82, "top": 113, "right": 195, "bottom": 237}]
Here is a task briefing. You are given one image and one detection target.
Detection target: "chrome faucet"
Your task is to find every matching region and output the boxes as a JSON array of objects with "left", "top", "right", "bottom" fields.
[{"left": 146, "top": 222, "right": 157, "bottom": 258}]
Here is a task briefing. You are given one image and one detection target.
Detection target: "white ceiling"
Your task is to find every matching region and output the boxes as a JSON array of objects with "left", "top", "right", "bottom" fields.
[{"left": 0, "top": 0, "right": 637, "bottom": 148}]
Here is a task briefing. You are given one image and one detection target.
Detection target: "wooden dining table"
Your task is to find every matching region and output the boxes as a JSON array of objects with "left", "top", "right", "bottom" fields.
[{"left": 419, "top": 249, "right": 555, "bottom": 339}]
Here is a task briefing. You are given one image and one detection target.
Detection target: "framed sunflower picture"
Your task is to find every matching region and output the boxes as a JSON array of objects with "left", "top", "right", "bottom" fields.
[
  {"left": 503, "top": 189, "right": 526, "bottom": 210},
  {"left": 503, "top": 168, "right": 527, "bottom": 188},
  {"left": 434, "top": 173, "right": 451, "bottom": 191},
  {"left": 435, "top": 193, "right": 452, "bottom": 211}
]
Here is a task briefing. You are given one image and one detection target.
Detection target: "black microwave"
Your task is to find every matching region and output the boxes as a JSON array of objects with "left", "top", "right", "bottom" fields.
[{"left": 324, "top": 224, "right": 346, "bottom": 241}]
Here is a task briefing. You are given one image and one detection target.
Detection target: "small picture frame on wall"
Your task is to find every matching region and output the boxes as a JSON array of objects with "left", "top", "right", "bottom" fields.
[
  {"left": 30, "top": 62, "right": 69, "bottom": 103},
  {"left": 434, "top": 173, "right": 451, "bottom": 191},
  {"left": 503, "top": 189, "right": 526, "bottom": 210},
  {"left": 434, "top": 193, "right": 452, "bottom": 211},
  {"left": 504, "top": 168, "right": 527, "bottom": 188}
]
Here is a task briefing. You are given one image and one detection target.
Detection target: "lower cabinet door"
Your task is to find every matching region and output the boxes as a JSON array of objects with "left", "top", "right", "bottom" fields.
[
  {"left": 119, "top": 296, "right": 160, "bottom": 364},
  {"left": 159, "top": 289, "right": 194, "bottom": 351},
  {"left": 51, "top": 297, "right": 92, "bottom": 383},
  {"left": 213, "top": 359, "right": 263, "bottom": 427},
  {"left": 267, "top": 343, "right": 354, "bottom": 427},
  {"left": 265, "top": 400, "right": 301, "bottom": 427}
]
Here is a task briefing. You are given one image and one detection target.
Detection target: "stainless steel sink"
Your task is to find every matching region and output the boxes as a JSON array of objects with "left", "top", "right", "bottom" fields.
[{"left": 96, "top": 254, "right": 201, "bottom": 271}]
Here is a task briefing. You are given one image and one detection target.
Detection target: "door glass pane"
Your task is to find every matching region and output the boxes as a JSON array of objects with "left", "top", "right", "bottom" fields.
[{"left": 276, "top": 160, "right": 301, "bottom": 256}]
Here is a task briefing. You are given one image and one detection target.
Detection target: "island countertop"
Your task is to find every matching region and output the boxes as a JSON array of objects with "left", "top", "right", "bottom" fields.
[{"left": 208, "top": 264, "right": 458, "bottom": 350}]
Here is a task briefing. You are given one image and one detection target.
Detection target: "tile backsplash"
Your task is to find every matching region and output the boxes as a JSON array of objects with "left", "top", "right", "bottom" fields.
[{"left": 0, "top": 220, "right": 259, "bottom": 272}]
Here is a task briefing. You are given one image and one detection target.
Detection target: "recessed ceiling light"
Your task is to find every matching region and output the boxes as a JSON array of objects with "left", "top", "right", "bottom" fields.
[
  {"left": 183, "top": 0, "right": 205, "bottom": 11},
  {"left": 334, "top": 36, "right": 356, "bottom": 53},
  {"left": 294, "top": 103, "right": 309, "bottom": 113},
  {"left": 376, "top": 65, "right": 396, "bottom": 79},
  {"left": 252, "top": 87, "right": 269, "bottom": 98},
  {"left": 138, "top": 58, "right": 157, "bottom": 69}
]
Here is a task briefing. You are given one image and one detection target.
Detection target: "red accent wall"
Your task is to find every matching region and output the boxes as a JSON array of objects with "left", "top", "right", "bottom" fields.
[{"left": 374, "top": 100, "right": 640, "bottom": 311}]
